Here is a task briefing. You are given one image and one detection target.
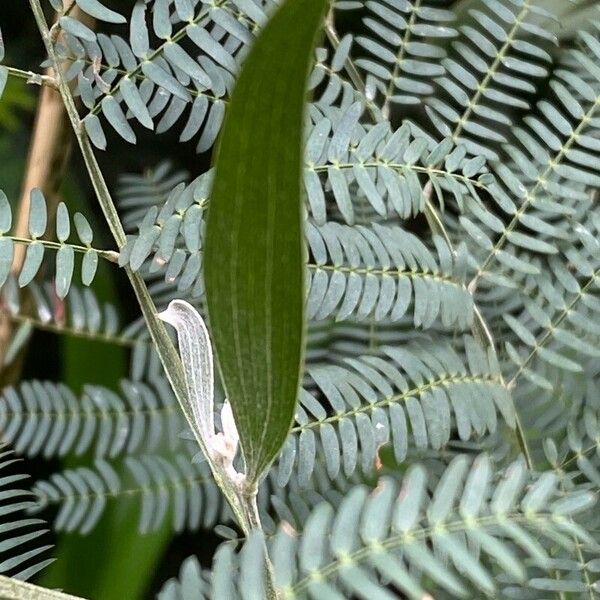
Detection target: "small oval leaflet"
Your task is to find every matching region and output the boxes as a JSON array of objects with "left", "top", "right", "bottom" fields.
[
  {"left": 55, "top": 245, "right": 75, "bottom": 299},
  {"left": 102, "top": 96, "right": 136, "bottom": 144},
  {"left": 0, "top": 67, "right": 7, "bottom": 103},
  {"left": 82, "top": 251, "right": 99, "bottom": 286},
  {"left": 84, "top": 115, "right": 107, "bottom": 151},
  {"left": 28, "top": 189, "right": 47, "bottom": 239},
  {"left": 59, "top": 16, "right": 96, "bottom": 42},
  {"left": 141, "top": 62, "right": 191, "bottom": 103},
  {"left": 75, "top": 0, "right": 126, "bottom": 24},
  {"left": 0, "top": 190, "right": 11, "bottom": 233},
  {"left": 0, "top": 238, "right": 13, "bottom": 287},
  {"left": 130, "top": 2, "right": 150, "bottom": 58},
  {"left": 74, "top": 212, "right": 93, "bottom": 246},
  {"left": 19, "top": 242, "right": 44, "bottom": 288},
  {"left": 56, "top": 202, "right": 70, "bottom": 243}
]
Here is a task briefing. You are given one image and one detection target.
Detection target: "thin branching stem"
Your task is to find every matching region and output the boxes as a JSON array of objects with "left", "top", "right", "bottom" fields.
[
  {"left": 5, "top": 235, "right": 118, "bottom": 262},
  {"left": 27, "top": 0, "right": 267, "bottom": 547},
  {"left": 5, "top": 66, "right": 57, "bottom": 88},
  {"left": 324, "top": 14, "right": 533, "bottom": 468}
]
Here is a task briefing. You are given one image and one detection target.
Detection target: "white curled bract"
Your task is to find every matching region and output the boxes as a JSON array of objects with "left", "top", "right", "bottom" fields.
[{"left": 158, "top": 299, "right": 243, "bottom": 483}]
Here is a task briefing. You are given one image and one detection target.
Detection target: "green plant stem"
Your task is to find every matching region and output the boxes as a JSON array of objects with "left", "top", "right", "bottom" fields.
[
  {"left": 5, "top": 66, "right": 57, "bottom": 88},
  {"left": 27, "top": 0, "right": 262, "bottom": 541},
  {"left": 5, "top": 235, "right": 118, "bottom": 262}
]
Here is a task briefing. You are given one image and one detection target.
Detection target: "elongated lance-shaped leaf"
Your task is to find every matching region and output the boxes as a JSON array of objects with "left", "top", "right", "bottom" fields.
[{"left": 204, "top": 0, "right": 327, "bottom": 483}]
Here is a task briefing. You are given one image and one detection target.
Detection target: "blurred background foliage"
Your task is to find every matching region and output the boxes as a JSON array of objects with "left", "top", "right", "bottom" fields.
[{"left": 0, "top": 0, "right": 593, "bottom": 598}]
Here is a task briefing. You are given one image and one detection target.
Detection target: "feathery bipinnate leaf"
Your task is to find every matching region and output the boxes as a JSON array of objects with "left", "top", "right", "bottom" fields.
[
  {"left": 353, "top": 0, "right": 456, "bottom": 110},
  {"left": 30, "top": 449, "right": 354, "bottom": 538},
  {"left": 278, "top": 337, "right": 515, "bottom": 486},
  {"left": 465, "top": 33, "right": 600, "bottom": 292},
  {"left": 0, "top": 276, "right": 134, "bottom": 351},
  {"left": 31, "top": 452, "right": 225, "bottom": 536},
  {"left": 120, "top": 186, "right": 474, "bottom": 329},
  {"left": 0, "top": 378, "right": 184, "bottom": 460},
  {"left": 204, "top": 0, "right": 328, "bottom": 483},
  {"left": 0, "top": 447, "right": 53, "bottom": 582},
  {"left": 427, "top": 0, "right": 554, "bottom": 160},
  {"left": 0, "top": 189, "right": 111, "bottom": 296},
  {"left": 160, "top": 455, "right": 597, "bottom": 599},
  {"left": 304, "top": 106, "right": 493, "bottom": 225},
  {"left": 64, "top": 0, "right": 249, "bottom": 151}
]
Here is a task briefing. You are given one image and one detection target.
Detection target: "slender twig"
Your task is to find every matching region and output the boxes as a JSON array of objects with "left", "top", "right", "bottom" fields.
[
  {"left": 424, "top": 182, "right": 532, "bottom": 468},
  {"left": 62, "top": 0, "right": 77, "bottom": 18},
  {"left": 4, "top": 235, "right": 118, "bottom": 262},
  {"left": 5, "top": 66, "right": 57, "bottom": 88},
  {"left": 28, "top": 0, "right": 265, "bottom": 541}
]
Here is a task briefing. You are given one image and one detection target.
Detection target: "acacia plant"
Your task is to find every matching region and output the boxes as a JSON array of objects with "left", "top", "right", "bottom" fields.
[{"left": 0, "top": 0, "right": 600, "bottom": 598}]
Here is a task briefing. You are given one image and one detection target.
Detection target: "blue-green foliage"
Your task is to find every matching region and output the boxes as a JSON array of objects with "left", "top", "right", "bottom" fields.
[{"left": 1, "top": 0, "right": 600, "bottom": 597}]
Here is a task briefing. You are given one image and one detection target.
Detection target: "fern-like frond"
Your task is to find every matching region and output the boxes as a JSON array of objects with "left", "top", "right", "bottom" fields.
[
  {"left": 465, "top": 34, "right": 600, "bottom": 292},
  {"left": 31, "top": 451, "right": 224, "bottom": 535},
  {"left": 0, "top": 378, "right": 183, "bottom": 460},
  {"left": 117, "top": 164, "right": 476, "bottom": 329},
  {"left": 522, "top": 422, "right": 600, "bottom": 600},
  {"left": 484, "top": 214, "right": 600, "bottom": 390},
  {"left": 118, "top": 161, "right": 188, "bottom": 231},
  {"left": 306, "top": 221, "right": 473, "bottom": 327},
  {"left": 513, "top": 369, "right": 581, "bottom": 454},
  {"left": 351, "top": 0, "right": 456, "bottom": 112},
  {"left": 500, "top": 548, "right": 600, "bottom": 598},
  {"left": 61, "top": 0, "right": 263, "bottom": 150},
  {"left": 0, "top": 189, "right": 111, "bottom": 297},
  {"left": 161, "top": 455, "right": 598, "bottom": 599},
  {"left": 427, "top": 0, "right": 556, "bottom": 159},
  {"left": 304, "top": 105, "right": 492, "bottom": 224},
  {"left": 0, "top": 447, "right": 53, "bottom": 581},
  {"left": 0, "top": 277, "right": 138, "bottom": 353},
  {"left": 31, "top": 448, "right": 360, "bottom": 537},
  {"left": 277, "top": 337, "right": 515, "bottom": 486},
  {"left": 544, "top": 400, "right": 600, "bottom": 496},
  {"left": 310, "top": 35, "right": 380, "bottom": 117}
]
